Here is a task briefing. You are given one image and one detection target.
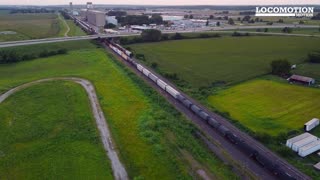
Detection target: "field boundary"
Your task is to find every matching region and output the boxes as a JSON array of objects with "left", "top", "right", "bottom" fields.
[{"left": 0, "top": 77, "right": 128, "bottom": 180}]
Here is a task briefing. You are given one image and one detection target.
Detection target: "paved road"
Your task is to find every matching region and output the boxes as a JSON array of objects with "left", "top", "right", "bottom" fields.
[
  {"left": 105, "top": 45, "right": 311, "bottom": 180},
  {"left": 0, "top": 24, "right": 319, "bottom": 48},
  {"left": 0, "top": 77, "right": 128, "bottom": 180}
]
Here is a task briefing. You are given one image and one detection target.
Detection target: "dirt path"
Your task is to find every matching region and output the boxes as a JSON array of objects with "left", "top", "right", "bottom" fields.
[
  {"left": 59, "top": 14, "right": 70, "bottom": 37},
  {"left": 0, "top": 77, "right": 128, "bottom": 180}
]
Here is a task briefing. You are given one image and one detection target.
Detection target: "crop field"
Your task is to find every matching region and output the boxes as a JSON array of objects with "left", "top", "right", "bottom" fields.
[
  {"left": 129, "top": 36, "right": 320, "bottom": 88},
  {"left": 208, "top": 79, "right": 320, "bottom": 136},
  {"left": 0, "top": 13, "right": 65, "bottom": 41},
  {"left": 0, "top": 81, "right": 113, "bottom": 179},
  {"left": 0, "top": 42, "right": 236, "bottom": 179}
]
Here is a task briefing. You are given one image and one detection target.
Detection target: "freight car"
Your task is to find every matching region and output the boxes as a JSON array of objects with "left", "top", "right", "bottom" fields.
[{"left": 104, "top": 39, "right": 297, "bottom": 180}]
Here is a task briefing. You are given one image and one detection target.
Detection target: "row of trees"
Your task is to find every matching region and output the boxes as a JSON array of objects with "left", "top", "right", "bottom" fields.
[
  {"left": 119, "top": 29, "right": 221, "bottom": 45},
  {"left": 117, "top": 14, "right": 163, "bottom": 26},
  {"left": 0, "top": 49, "right": 67, "bottom": 64},
  {"left": 10, "top": 8, "right": 55, "bottom": 14}
]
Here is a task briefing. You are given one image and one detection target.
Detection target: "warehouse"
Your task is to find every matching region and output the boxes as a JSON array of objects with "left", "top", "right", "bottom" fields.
[
  {"left": 286, "top": 133, "right": 311, "bottom": 148},
  {"left": 304, "top": 118, "right": 320, "bottom": 132},
  {"left": 298, "top": 140, "right": 320, "bottom": 157},
  {"left": 288, "top": 74, "right": 315, "bottom": 85},
  {"left": 292, "top": 135, "right": 317, "bottom": 152}
]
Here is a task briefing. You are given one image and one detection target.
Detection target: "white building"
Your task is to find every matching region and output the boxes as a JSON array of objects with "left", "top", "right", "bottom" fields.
[{"left": 106, "top": 16, "right": 118, "bottom": 26}]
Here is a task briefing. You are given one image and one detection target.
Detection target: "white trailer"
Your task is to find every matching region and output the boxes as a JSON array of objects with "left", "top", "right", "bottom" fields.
[
  {"left": 304, "top": 118, "right": 320, "bottom": 132},
  {"left": 165, "top": 85, "right": 180, "bottom": 98},
  {"left": 292, "top": 135, "right": 317, "bottom": 152},
  {"left": 298, "top": 140, "right": 320, "bottom": 157},
  {"left": 286, "top": 133, "right": 311, "bottom": 148}
]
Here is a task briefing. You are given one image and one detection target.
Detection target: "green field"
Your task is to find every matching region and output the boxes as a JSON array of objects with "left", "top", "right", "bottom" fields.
[
  {"left": 129, "top": 36, "right": 320, "bottom": 88},
  {"left": 0, "top": 81, "right": 113, "bottom": 179},
  {"left": 0, "top": 13, "right": 66, "bottom": 41},
  {"left": 231, "top": 27, "right": 320, "bottom": 35},
  {"left": 66, "top": 20, "right": 86, "bottom": 36},
  {"left": 293, "top": 63, "right": 320, "bottom": 82},
  {"left": 0, "top": 42, "right": 236, "bottom": 179},
  {"left": 208, "top": 79, "right": 320, "bottom": 136}
]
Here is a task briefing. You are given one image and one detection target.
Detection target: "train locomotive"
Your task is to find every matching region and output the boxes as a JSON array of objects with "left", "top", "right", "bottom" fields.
[{"left": 104, "top": 39, "right": 296, "bottom": 180}]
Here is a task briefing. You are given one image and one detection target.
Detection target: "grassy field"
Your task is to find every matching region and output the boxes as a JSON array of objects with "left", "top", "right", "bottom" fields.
[
  {"left": 0, "top": 13, "right": 65, "bottom": 41},
  {"left": 129, "top": 36, "right": 320, "bottom": 89},
  {"left": 66, "top": 20, "right": 86, "bottom": 36},
  {"left": 208, "top": 79, "right": 320, "bottom": 136},
  {"left": 293, "top": 63, "right": 320, "bottom": 82},
  {"left": 0, "top": 81, "right": 113, "bottom": 179},
  {"left": 0, "top": 42, "right": 236, "bottom": 179},
  {"left": 230, "top": 27, "right": 320, "bottom": 35}
]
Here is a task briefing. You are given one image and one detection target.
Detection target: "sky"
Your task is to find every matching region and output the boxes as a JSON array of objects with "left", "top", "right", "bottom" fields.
[{"left": 0, "top": 0, "right": 319, "bottom": 6}]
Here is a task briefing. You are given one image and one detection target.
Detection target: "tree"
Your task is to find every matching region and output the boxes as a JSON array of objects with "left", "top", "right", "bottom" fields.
[
  {"left": 299, "top": 20, "right": 304, "bottom": 24},
  {"left": 271, "top": 59, "right": 291, "bottom": 76},
  {"left": 242, "top": 15, "right": 251, "bottom": 21},
  {"left": 264, "top": 28, "right": 269, "bottom": 32},
  {"left": 278, "top": 19, "right": 284, "bottom": 23},
  {"left": 209, "top": 15, "right": 214, "bottom": 19},
  {"left": 104, "top": 23, "right": 116, "bottom": 29},
  {"left": 184, "top": 14, "right": 189, "bottom": 19},
  {"left": 308, "top": 52, "right": 320, "bottom": 63},
  {"left": 171, "top": 33, "right": 183, "bottom": 40},
  {"left": 206, "top": 20, "right": 209, "bottom": 26},
  {"left": 189, "top": 14, "right": 194, "bottom": 19},
  {"left": 282, "top": 27, "right": 292, "bottom": 33},
  {"left": 216, "top": 21, "right": 220, "bottom": 26},
  {"left": 228, "top": 18, "right": 235, "bottom": 25},
  {"left": 141, "top": 29, "right": 162, "bottom": 42},
  {"left": 150, "top": 14, "right": 163, "bottom": 24}
]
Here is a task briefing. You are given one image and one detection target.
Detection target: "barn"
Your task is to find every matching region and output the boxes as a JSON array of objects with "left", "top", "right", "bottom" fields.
[{"left": 288, "top": 74, "right": 315, "bottom": 86}]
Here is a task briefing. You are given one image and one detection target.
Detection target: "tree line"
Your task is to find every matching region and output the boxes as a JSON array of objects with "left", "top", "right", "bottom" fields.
[
  {"left": 116, "top": 14, "right": 163, "bottom": 26},
  {"left": 0, "top": 49, "right": 67, "bottom": 64},
  {"left": 10, "top": 8, "right": 55, "bottom": 14}
]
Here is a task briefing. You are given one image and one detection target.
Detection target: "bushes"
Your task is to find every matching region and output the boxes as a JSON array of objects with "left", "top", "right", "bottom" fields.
[
  {"left": 0, "top": 48, "right": 68, "bottom": 64},
  {"left": 271, "top": 59, "right": 291, "bottom": 76},
  {"left": 308, "top": 52, "right": 320, "bottom": 63}
]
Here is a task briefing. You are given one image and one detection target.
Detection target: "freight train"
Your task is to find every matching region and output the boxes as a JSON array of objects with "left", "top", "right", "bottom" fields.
[
  {"left": 104, "top": 39, "right": 296, "bottom": 180},
  {"left": 69, "top": 15, "right": 97, "bottom": 35}
]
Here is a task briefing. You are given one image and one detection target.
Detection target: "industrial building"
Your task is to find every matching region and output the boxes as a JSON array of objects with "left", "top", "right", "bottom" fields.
[
  {"left": 286, "top": 132, "right": 320, "bottom": 157},
  {"left": 298, "top": 140, "right": 320, "bottom": 157},
  {"left": 286, "top": 133, "right": 311, "bottom": 148},
  {"left": 87, "top": 10, "right": 106, "bottom": 27},
  {"left": 291, "top": 135, "right": 317, "bottom": 152}
]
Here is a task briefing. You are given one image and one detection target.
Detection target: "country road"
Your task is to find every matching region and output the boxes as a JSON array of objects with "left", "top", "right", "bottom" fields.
[{"left": 0, "top": 77, "right": 128, "bottom": 180}]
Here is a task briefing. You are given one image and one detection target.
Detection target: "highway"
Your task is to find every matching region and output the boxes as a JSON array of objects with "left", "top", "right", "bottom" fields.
[{"left": 0, "top": 24, "right": 319, "bottom": 48}]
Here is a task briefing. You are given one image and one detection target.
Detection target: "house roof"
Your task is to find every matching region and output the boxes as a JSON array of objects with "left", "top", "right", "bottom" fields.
[{"left": 289, "top": 74, "right": 314, "bottom": 83}]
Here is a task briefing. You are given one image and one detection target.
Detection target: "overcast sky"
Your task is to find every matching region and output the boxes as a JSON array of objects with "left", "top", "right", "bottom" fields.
[{"left": 0, "top": 0, "right": 319, "bottom": 6}]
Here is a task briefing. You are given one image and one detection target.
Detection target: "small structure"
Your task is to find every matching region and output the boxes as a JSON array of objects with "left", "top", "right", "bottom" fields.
[
  {"left": 305, "top": 118, "right": 320, "bottom": 132},
  {"left": 286, "top": 133, "right": 311, "bottom": 148},
  {"left": 292, "top": 135, "right": 317, "bottom": 152},
  {"left": 298, "top": 140, "right": 320, "bottom": 157},
  {"left": 106, "top": 16, "right": 118, "bottom": 26},
  {"left": 288, "top": 74, "right": 315, "bottom": 86},
  {"left": 314, "top": 162, "right": 320, "bottom": 171},
  {"left": 131, "top": 25, "right": 151, "bottom": 31}
]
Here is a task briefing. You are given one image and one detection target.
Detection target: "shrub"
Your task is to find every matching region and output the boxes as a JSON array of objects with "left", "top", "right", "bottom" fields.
[
  {"left": 271, "top": 59, "right": 291, "bottom": 76},
  {"left": 308, "top": 52, "right": 320, "bottom": 63}
]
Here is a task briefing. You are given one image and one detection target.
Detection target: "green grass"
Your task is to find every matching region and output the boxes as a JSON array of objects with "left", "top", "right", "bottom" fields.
[
  {"left": 57, "top": 14, "right": 68, "bottom": 37},
  {"left": 66, "top": 20, "right": 86, "bottom": 36},
  {"left": 0, "top": 13, "right": 67, "bottom": 41},
  {"left": 230, "top": 27, "right": 320, "bottom": 35},
  {"left": 208, "top": 79, "right": 320, "bottom": 136},
  {"left": 129, "top": 36, "right": 320, "bottom": 88},
  {"left": 293, "top": 63, "right": 320, "bottom": 82},
  {"left": 0, "top": 43, "right": 236, "bottom": 179},
  {"left": 0, "top": 81, "right": 113, "bottom": 179}
]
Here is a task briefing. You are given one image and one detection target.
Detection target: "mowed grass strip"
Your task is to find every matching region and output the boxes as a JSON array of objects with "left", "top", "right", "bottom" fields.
[
  {"left": 208, "top": 79, "right": 320, "bottom": 136},
  {"left": 129, "top": 36, "right": 320, "bottom": 88},
  {"left": 0, "top": 46, "right": 236, "bottom": 179},
  {"left": 0, "top": 81, "right": 113, "bottom": 179}
]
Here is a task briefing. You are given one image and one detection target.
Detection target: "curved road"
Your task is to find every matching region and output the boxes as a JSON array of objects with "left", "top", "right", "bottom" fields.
[{"left": 0, "top": 77, "right": 128, "bottom": 180}]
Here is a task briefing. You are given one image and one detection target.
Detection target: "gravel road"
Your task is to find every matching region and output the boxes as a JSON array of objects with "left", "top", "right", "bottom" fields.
[{"left": 0, "top": 77, "right": 128, "bottom": 180}]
